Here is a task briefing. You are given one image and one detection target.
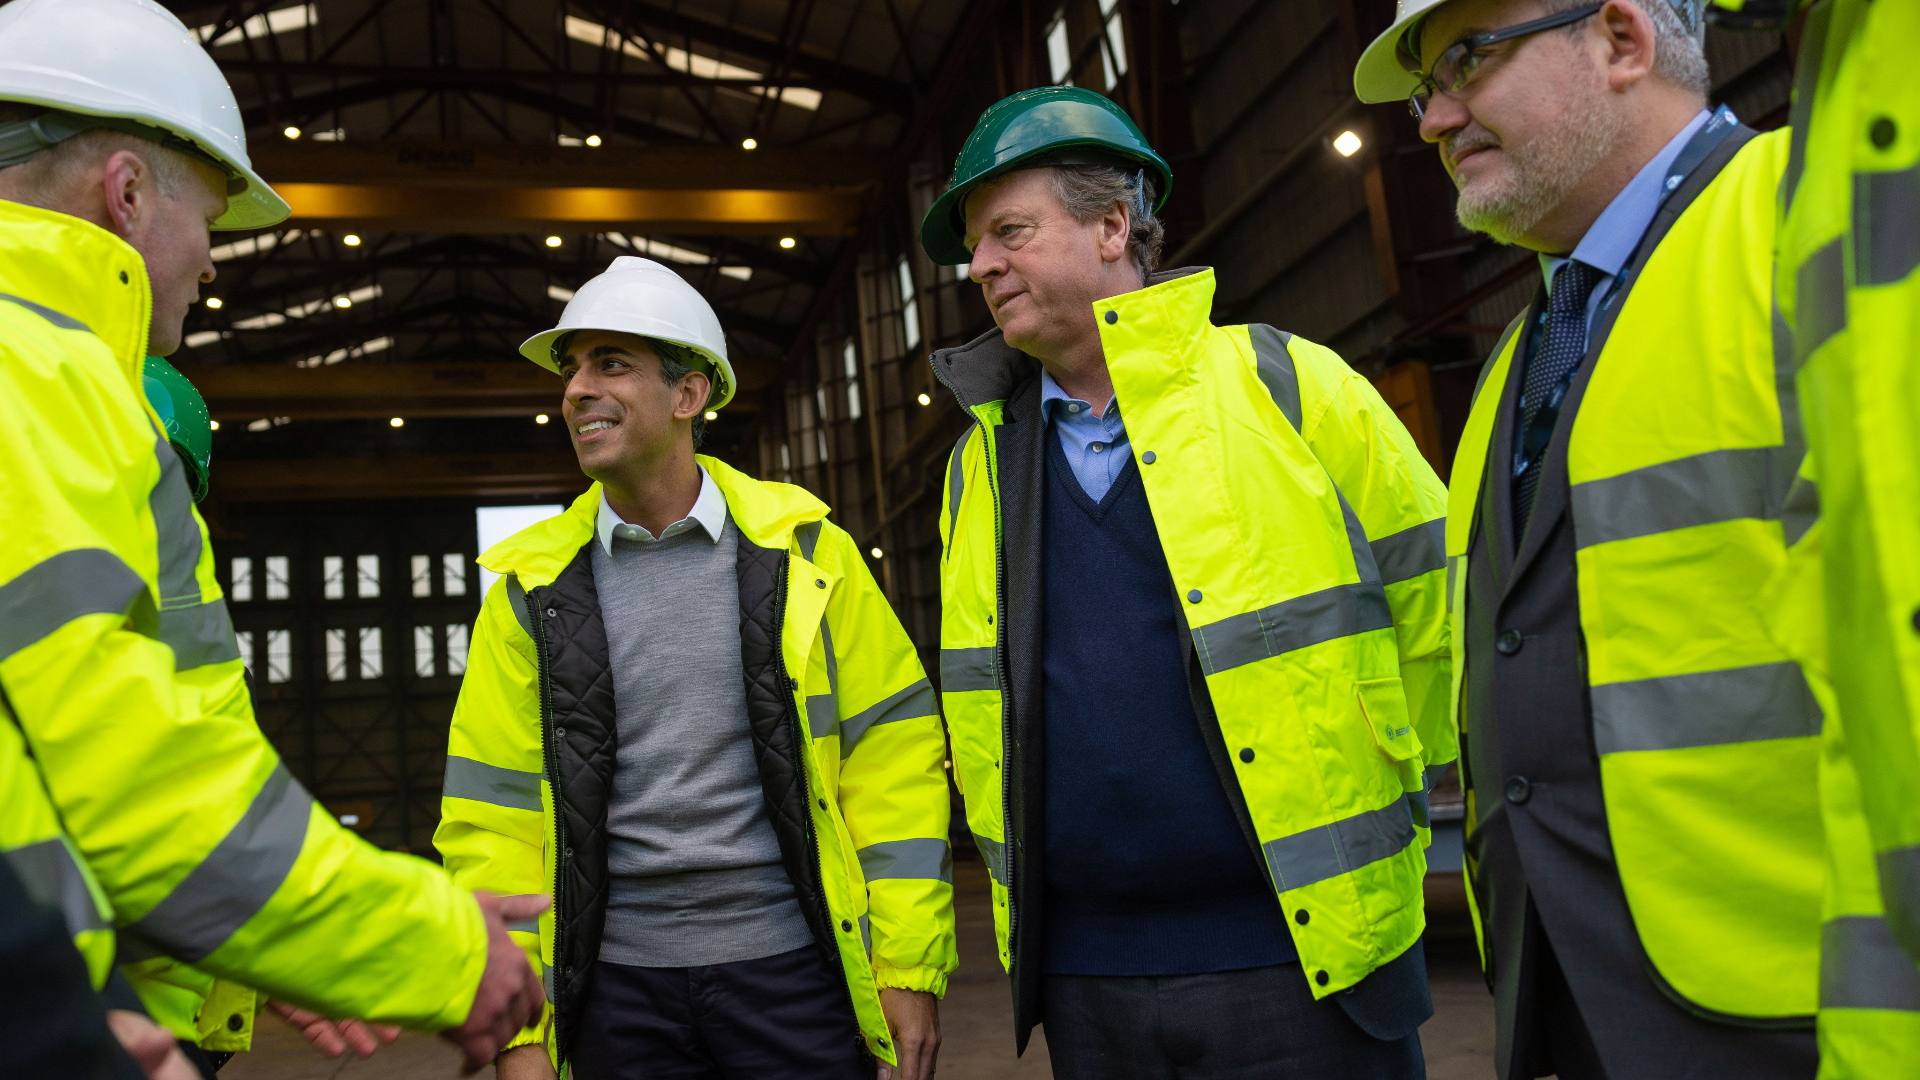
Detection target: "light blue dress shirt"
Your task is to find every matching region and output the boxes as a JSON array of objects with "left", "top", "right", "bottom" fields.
[
  {"left": 1040, "top": 368, "right": 1131, "bottom": 501},
  {"left": 1538, "top": 108, "right": 1713, "bottom": 341}
]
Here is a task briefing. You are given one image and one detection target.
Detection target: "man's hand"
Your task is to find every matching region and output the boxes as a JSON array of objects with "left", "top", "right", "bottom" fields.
[
  {"left": 495, "top": 1043, "right": 559, "bottom": 1080},
  {"left": 441, "top": 891, "right": 550, "bottom": 1073},
  {"left": 267, "top": 999, "right": 400, "bottom": 1058},
  {"left": 876, "top": 988, "right": 940, "bottom": 1080},
  {"left": 104, "top": 1010, "right": 198, "bottom": 1080}
]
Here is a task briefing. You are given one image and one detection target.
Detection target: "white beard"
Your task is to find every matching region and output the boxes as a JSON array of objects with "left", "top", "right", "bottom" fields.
[{"left": 1453, "top": 86, "right": 1626, "bottom": 246}]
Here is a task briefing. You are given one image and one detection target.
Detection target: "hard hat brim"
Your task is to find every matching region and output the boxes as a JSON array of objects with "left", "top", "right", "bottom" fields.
[
  {"left": 919, "top": 143, "right": 1172, "bottom": 267},
  {"left": 519, "top": 323, "right": 737, "bottom": 411},
  {"left": 1353, "top": 0, "right": 1448, "bottom": 104}
]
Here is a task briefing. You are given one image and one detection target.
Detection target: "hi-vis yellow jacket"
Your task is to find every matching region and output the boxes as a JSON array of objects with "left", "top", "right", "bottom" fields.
[
  {"left": 0, "top": 198, "right": 490, "bottom": 1032},
  {"left": 933, "top": 268, "right": 1452, "bottom": 1009},
  {"left": 437, "top": 462, "right": 955, "bottom": 1071},
  {"left": 1769, "top": 0, "right": 1920, "bottom": 1067},
  {"left": 1446, "top": 127, "right": 1825, "bottom": 1022}
]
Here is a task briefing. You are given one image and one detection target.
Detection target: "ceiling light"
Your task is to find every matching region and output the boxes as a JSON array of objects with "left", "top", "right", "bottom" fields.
[
  {"left": 535, "top": 414, "right": 550, "bottom": 424},
  {"left": 585, "top": 134, "right": 602, "bottom": 147},
  {"left": 204, "top": 296, "right": 222, "bottom": 309},
  {"left": 703, "top": 410, "right": 718, "bottom": 421},
  {"left": 333, "top": 295, "right": 351, "bottom": 309},
  {"left": 741, "top": 137, "right": 758, "bottom": 150},
  {"left": 917, "top": 392, "right": 932, "bottom": 406},
  {"left": 779, "top": 237, "right": 796, "bottom": 249},
  {"left": 343, "top": 233, "right": 361, "bottom": 246},
  {"left": 870, "top": 547, "right": 884, "bottom": 559},
  {"left": 208, "top": 420, "right": 220, "bottom": 431},
  {"left": 283, "top": 125, "right": 301, "bottom": 139},
  {"left": 545, "top": 235, "right": 563, "bottom": 248},
  {"left": 389, "top": 417, "right": 404, "bottom": 428},
  {"left": 1333, "top": 130, "right": 1363, "bottom": 157}
]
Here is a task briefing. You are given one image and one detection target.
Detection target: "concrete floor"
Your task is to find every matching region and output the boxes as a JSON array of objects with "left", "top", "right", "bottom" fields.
[{"left": 223, "top": 860, "right": 1496, "bottom": 1080}]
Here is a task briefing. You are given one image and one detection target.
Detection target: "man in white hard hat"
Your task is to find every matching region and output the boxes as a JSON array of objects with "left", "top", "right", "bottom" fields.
[
  {"left": 440, "top": 256, "right": 957, "bottom": 1080},
  {"left": 1354, "top": 2, "right": 1822, "bottom": 1078},
  {"left": 0, "top": 0, "right": 546, "bottom": 1073}
]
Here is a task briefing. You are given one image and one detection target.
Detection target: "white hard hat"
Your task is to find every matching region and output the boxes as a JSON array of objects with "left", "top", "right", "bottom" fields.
[
  {"left": 520, "top": 257, "right": 737, "bottom": 411},
  {"left": 0, "top": 0, "right": 289, "bottom": 230},
  {"left": 1354, "top": 0, "right": 1453, "bottom": 105}
]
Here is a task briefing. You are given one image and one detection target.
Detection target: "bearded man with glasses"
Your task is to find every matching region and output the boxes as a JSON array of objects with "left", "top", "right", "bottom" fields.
[{"left": 1352, "top": 3, "right": 1823, "bottom": 1079}]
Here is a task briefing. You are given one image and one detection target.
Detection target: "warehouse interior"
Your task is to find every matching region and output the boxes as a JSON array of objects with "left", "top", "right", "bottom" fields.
[{"left": 157, "top": 0, "right": 1793, "bottom": 1074}]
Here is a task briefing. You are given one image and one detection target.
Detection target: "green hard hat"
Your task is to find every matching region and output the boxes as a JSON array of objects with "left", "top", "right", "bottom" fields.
[
  {"left": 143, "top": 355, "right": 212, "bottom": 502},
  {"left": 919, "top": 86, "right": 1172, "bottom": 266}
]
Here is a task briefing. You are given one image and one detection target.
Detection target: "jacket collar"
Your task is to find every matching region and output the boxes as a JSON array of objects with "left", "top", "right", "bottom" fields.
[
  {"left": 930, "top": 265, "right": 1213, "bottom": 413},
  {"left": 0, "top": 198, "right": 153, "bottom": 386},
  {"left": 480, "top": 455, "right": 830, "bottom": 587}
]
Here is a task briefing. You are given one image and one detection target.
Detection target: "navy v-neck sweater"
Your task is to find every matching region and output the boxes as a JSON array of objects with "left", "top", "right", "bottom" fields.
[{"left": 1039, "top": 433, "right": 1296, "bottom": 975}]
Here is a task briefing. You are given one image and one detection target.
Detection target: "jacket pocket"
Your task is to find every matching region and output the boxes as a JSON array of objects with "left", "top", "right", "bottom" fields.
[{"left": 1358, "top": 677, "right": 1422, "bottom": 762}]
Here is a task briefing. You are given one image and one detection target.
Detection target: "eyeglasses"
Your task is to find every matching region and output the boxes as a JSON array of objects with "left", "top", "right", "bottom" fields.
[{"left": 1408, "top": 3, "right": 1605, "bottom": 119}]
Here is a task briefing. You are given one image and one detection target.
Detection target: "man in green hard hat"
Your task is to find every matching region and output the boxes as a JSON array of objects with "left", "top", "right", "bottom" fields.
[{"left": 926, "top": 86, "right": 1452, "bottom": 1078}]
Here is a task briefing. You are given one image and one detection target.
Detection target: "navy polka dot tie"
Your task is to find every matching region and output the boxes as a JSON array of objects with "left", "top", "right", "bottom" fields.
[{"left": 1513, "top": 259, "right": 1606, "bottom": 532}]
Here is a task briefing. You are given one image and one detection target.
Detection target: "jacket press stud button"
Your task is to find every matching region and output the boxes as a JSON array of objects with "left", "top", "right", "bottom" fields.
[
  {"left": 1495, "top": 630, "right": 1523, "bottom": 655},
  {"left": 1295, "top": 909, "right": 1310, "bottom": 925},
  {"left": 118, "top": 271, "right": 128, "bottom": 284},
  {"left": 1505, "top": 776, "right": 1532, "bottom": 804},
  {"left": 816, "top": 579, "right": 826, "bottom": 588},
  {"left": 789, "top": 677, "right": 799, "bottom": 691},
  {"left": 546, "top": 608, "right": 558, "bottom": 618},
  {"left": 1314, "top": 970, "right": 1330, "bottom": 987},
  {"left": 1239, "top": 748, "right": 1255, "bottom": 763},
  {"left": 841, "top": 919, "right": 853, "bottom": 933},
  {"left": 1872, "top": 117, "right": 1898, "bottom": 149},
  {"left": 819, "top": 799, "right": 828, "bottom": 810},
  {"left": 1104, "top": 310, "right": 1118, "bottom": 324},
  {"left": 1910, "top": 606, "right": 1919, "bottom": 634},
  {"left": 1141, "top": 451, "right": 1156, "bottom": 464},
  {"left": 1187, "top": 589, "right": 1202, "bottom": 603},
  {"left": 878, "top": 1038, "right": 889, "bottom": 1048},
  {"left": 227, "top": 1013, "right": 244, "bottom": 1032}
]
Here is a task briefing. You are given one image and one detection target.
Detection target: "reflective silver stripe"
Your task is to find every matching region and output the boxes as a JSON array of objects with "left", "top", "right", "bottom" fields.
[
  {"left": 1780, "top": 0, "right": 1827, "bottom": 213},
  {"left": 1371, "top": 518, "right": 1446, "bottom": 586},
  {"left": 0, "top": 290, "right": 90, "bottom": 332},
  {"left": 1821, "top": 915, "right": 1920, "bottom": 1012},
  {"left": 1782, "top": 474, "right": 1820, "bottom": 548},
  {"left": 1446, "top": 554, "right": 1464, "bottom": 615},
  {"left": 973, "top": 834, "right": 1006, "bottom": 886},
  {"left": 1248, "top": 323, "right": 1301, "bottom": 430},
  {"left": 1337, "top": 491, "right": 1382, "bottom": 585},
  {"left": 1571, "top": 447, "right": 1792, "bottom": 548},
  {"left": 945, "top": 426, "right": 974, "bottom": 561},
  {"left": 857, "top": 838, "right": 953, "bottom": 884},
  {"left": 858, "top": 912, "right": 872, "bottom": 953},
  {"left": 158, "top": 600, "right": 242, "bottom": 669},
  {"left": 504, "top": 573, "right": 534, "bottom": 640},
  {"left": 1591, "top": 661, "right": 1821, "bottom": 754},
  {"left": 443, "top": 755, "right": 543, "bottom": 811},
  {"left": 0, "top": 549, "right": 146, "bottom": 662},
  {"left": 796, "top": 520, "right": 823, "bottom": 562},
  {"left": 807, "top": 695, "right": 839, "bottom": 739},
  {"left": 542, "top": 961, "right": 554, "bottom": 999},
  {"left": 1857, "top": 162, "right": 1920, "bottom": 287},
  {"left": 940, "top": 647, "right": 996, "bottom": 692},
  {"left": 503, "top": 895, "right": 543, "bottom": 934},
  {"left": 841, "top": 679, "right": 936, "bottom": 757},
  {"left": 1408, "top": 789, "right": 1430, "bottom": 829},
  {"left": 1795, "top": 237, "right": 1848, "bottom": 366},
  {"left": 3, "top": 837, "right": 108, "bottom": 936},
  {"left": 126, "top": 762, "right": 313, "bottom": 962},
  {"left": 150, "top": 435, "right": 203, "bottom": 608},
  {"left": 1191, "top": 582, "right": 1394, "bottom": 676},
  {"left": 1878, "top": 844, "right": 1920, "bottom": 950},
  {"left": 1262, "top": 795, "right": 1416, "bottom": 893}
]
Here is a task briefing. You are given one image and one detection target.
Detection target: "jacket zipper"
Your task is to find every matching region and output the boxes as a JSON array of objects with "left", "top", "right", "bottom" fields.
[
  {"left": 979, "top": 416, "right": 1018, "bottom": 975},
  {"left": 769, "top": 554, "right": 864, "bottom": 1051},
  {"left": 527, "top": 589, "right": 568, "bottom": 1049}
]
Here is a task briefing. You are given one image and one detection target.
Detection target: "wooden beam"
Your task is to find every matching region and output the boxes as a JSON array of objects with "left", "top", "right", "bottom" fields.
[
  {"left": 217, "top": 453, "right": 590, "bottom": 501},
  {"left": 272, "top": 183, "right": 863, "bottom": 235}
]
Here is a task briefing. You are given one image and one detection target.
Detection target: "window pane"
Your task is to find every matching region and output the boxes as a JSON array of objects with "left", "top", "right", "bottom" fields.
[
  {"left": 446, "top": 624, "right": 469, "bottom": 676},
  {"left": 414, "top": 625, "right": 436, "bottom": 677},
  {"left": 356, "top": 554, "right": 380, "bottom": 599},
  {"left": 266, "top": 629, "right": 292, "bottom": 683},
  {"left": 1105, "top": 9, "right": 1128, "bottom": 77},
  {"left": 897, "top": 258, "right": 921, "bottom": 350},
  {"left": 234, "top": 630, "right": 253, "bottom": 670},
  {"left": 843, "top": 340, "right": 858, "bottom": 380},
  {"left": 442, "top": 554, "right": 468, "bottom": 597},
  {"left": 323, "top": 556, "right": 344, "bottom": 600},
  {"left": 1046, "top": 17, "right": 1071, "bottom": 83},
  {"left": 265, "top": 556, "right": 290, "bottom": 600},
  {"left": 230, "top": 558, "right": 253, "bottom": 603},
  {"left": 325, "top": 628, "right": 347, "bottom": 682},
  {"left": 1101, "top": 39, "right": 1118, "bottom": 90},
  {"left": 358, "top": 626, "right": 383, "bottom": 679},
  {"left": 411, "top": 555, "right": 432, "bottom": 598}
]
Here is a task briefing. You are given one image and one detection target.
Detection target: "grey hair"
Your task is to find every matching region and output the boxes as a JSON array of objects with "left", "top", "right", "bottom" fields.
[
  {"left": 1047, "top": 164, "right": 1165, "bottom": 279},
  {"left": 1545, "top": 0, "right": 1708, "bottom": 96},
  {"left": 651, "top": 338, "right": 710, "bottom": 450},
  {"left": 0, "top": 103, "right": 195, "bottom": 201}
]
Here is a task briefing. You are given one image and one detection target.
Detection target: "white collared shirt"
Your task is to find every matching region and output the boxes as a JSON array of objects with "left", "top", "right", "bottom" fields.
[{"left": 595, "top": 464, "right": 729, "bottom": 555}]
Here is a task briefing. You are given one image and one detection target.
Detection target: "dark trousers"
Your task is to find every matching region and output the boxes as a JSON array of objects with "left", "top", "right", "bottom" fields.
[
  {"left": 1041, "top": 963, "right": 1426, "bottom": 1080},
  {"left": 572, "top": 945, "right": 870, "bottom": 1080}
]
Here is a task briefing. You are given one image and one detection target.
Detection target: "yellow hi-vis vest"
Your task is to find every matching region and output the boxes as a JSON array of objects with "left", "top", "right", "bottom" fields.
[
  {"left": 937, "top": 268, "right": 1453, "bottom": 998},
  {"left": 1770, "top": 0, "right": 1920, "bottom": 1068},
  {"left": 1446, "top": 127, "right": 1824, "bottom": 1020},
  {"left": 0, "top": 197, "right": 491, "bottom": 1033}
]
